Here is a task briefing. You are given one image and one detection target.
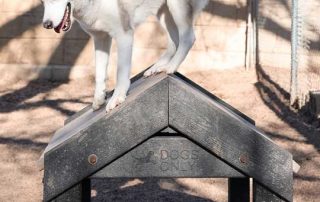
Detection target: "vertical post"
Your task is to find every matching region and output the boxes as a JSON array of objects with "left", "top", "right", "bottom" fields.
[
  {"left": 245, "top": 0, "right": 252, "bottom": 70},
  {"left": 245, "top": 0, "right": 257, "bottom": 70},
  {"left": 310, "top": 91, "right": 320, "bottom": 119},
  {"left": 252, "top": 0, "right": 258, "bottom": 67},
  {"left": 253, "top": 180, "right": 286, "bottom": 202},
  {"left": 82, "top": 178, "right": 92, "bottom": 202},
  {"left": 228, "top": 178, "right": 250, "bottom": 202},
  {"left": 255, "top": 0, "right": 260, "bottom": 66},
  {"left": 52, "top": 179, "right": 91, "bottom": 202},
  {"left": 290, "top": 0, "right": 299, "bottom": 105}
]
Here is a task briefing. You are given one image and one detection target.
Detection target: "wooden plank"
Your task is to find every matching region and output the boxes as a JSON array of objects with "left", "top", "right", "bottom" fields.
[
  {"left": 52, "top": 179, "right": 91, "bottom": 202},
  {"left": 228, "top": 178, "right": 250, "bottom": 202},
  {"left": 64, "top": 68, "right": 150, "bottom": 125},
  {"left": 253, "top": 180, "right": 286, "bottom": 202},
  {"left": 168, "top": 75, "right": 293, "bottom": 201},
  {"left": 40, "top": 73, "right": 167, "bottom": 166},
  {"left": 44, "top": 75, "right": 169, "bottom": 202},
  {"left": 92, "top": 136, "right": 245, "bottom": 178},
  {"left": 174, "top": 73, "right": 255, "bottom": 125},
  {"left": 52, "top": 184, "right": 82, "bottom": 202}
]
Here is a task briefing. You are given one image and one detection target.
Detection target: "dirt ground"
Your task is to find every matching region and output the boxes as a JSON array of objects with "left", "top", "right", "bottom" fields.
[{"left": 0, "top": 68, "right": 319, "bottom": 202}]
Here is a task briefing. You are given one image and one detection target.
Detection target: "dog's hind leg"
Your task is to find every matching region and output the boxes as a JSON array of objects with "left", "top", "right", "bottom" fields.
[
  {"left": 164, "top": 0, "right": 198, "bottom": 74},
  {"left": 92, "top": 33, "right": 112, "bottom": 110},
  {"left": 106, "top": 32, "right": 133, "bottom": 112},
  {"left": 144, "top": 6, "right": 179, "bottom": 77}
]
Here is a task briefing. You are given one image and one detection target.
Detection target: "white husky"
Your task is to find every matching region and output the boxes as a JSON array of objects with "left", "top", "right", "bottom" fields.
[{"left": 42, "top": 0, "right": 208, "bottom": 112}]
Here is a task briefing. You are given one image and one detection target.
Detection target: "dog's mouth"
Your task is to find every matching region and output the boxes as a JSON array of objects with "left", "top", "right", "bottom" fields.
[{"left": 54, "top": 3, "right": 72, "bottom": 33}]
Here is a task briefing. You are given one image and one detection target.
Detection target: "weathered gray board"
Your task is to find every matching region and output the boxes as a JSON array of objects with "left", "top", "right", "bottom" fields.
[
  {"left": 93, "top": 136, "right": 245, "bottom": 178},
  {"left": 168, "top": 75, "right": 293, "bottom": 201},
  {"left": 40, "top": 72, "right": 164, "bottom": 162},
  {"left": 253, "top": 180, "right": 286, "bottom": 202},
  {"left": 64, "top": 70, "right": 150, "bottom": 125},
  {"left": 43, "top": 73, "right": 294, "bottom": 202},
  {"left": 44, "top": 74, "right": 169, "bottom": 201}
]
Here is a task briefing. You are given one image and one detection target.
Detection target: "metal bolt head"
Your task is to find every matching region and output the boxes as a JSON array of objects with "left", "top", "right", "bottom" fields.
[
  {"left": 239, "top": 154, "right": 248, "bottom": 164},
  {"left": 88, "top": 154, "right": 98, "bottom": 165}
]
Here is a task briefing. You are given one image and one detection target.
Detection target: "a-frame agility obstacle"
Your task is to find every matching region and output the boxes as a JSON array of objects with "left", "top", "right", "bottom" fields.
[{"left": 41, "top": 72, "right": 298, "bottom": 202}]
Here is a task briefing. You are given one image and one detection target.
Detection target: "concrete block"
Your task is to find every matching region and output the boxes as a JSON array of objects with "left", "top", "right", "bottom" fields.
[
  {"left": 2, "top": 0, "right": 39, "bottom": 13},
  {"left": 0, "top": 38, "right": 63, "bottom": 64}
]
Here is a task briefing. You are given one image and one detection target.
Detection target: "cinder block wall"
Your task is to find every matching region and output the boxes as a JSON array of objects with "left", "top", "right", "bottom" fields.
[
  {"left": 1, "top": 0, "right": 319, "bottom": 89},
  {"left": 0, "top": 0, "right": 248, "bottom": 83}
]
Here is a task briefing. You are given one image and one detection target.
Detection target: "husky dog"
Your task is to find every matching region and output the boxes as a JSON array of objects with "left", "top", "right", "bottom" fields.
[{"left": 42, "top": 0, "right": 208, "bottom": 112}]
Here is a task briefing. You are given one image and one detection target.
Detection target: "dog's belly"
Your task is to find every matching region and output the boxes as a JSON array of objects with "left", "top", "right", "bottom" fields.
[{"left": 74, "top": 0, "right": 166, "bottom": 36}]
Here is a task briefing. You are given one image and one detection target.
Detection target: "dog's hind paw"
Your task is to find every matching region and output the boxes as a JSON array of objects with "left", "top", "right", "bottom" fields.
[
  {"left": 106, "top": 94, "right": 126, "bottom": 113},
  {"left": 144, "top": 65, "right": 178, "bottom": 77},
  {"left": 144, "top": 66, "right": 166, "bottom": 77}
]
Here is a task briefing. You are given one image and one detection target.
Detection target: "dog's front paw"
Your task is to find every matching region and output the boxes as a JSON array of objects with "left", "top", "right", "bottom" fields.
[
  {"left": 106, "top": 93, "right": 126, "bottom": 113},
  {"left": 144, "top": 66, "right": 166, "bottom": 77},
  {"left": 92, "top": 93, "right": 106, "bottom": 111}
]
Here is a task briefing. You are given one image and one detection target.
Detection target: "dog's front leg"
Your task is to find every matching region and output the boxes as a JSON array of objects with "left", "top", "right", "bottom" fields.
[
  {"left": 106, "top": 32, "right": 133, "bottom": 112},
  {"left": 92, "top": 33, "right": 112, "bottom": 110}
]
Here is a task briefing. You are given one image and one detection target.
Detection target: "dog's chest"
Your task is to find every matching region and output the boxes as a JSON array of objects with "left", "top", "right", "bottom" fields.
[
  {"left": 74, "top": 1, "right": 122, "bottom": 37},
  {"left": 78, "top": 16, "right": 121, "bottom": 37}
]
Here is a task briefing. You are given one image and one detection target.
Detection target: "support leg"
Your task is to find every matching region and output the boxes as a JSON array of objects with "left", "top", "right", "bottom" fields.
[
  {"left": 52, "top": 179, "right": 91, "bottom": 202},
  {"left": 228, "top": 178, "right": 250, "bottom": 202}
]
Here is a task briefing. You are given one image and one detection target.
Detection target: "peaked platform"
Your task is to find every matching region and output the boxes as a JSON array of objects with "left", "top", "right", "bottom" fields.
[{"left": 42, "top": 72, "right": 295, "bottom": 202}]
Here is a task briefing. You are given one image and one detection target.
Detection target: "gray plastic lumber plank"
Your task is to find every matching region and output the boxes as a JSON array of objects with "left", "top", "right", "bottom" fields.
[
  {"left": 65, "top": 71, "right": 254, "bottom": 126},
  {"left": 44, "top": 75, "right": 169, "bottom": 202},
  {"left": 39, "top": 73, "right": 167, "bottom": 165},
  {"left": 92, "top": 137, "right": 245, "bottom": 178},
  {"left": 253, "top": 180, "right": 287, "bottom": 202},
  {"left": 52, "top": 184, "right": 82, "bottom": 202},
  {"left": 64, "top": 68, "right": 150, "bottom": 125},
  {"left": 168, "top": 76, "right": 293, "bottom": 202},
  {"left": 174, "top": 72, "right": 255, "bottom": 125}
]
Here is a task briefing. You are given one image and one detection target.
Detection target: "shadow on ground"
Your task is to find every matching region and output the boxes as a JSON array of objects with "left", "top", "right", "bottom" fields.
[{"left": 91, "top": 178, "right": 216, "bottom": 202}]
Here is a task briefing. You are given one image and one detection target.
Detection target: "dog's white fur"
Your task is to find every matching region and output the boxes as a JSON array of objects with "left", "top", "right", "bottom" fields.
[{"left": 42, "top": 0, "right": 208, "bottom": 112}]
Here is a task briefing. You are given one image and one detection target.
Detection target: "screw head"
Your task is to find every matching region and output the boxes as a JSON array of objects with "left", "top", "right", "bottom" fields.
[
  {"left": 88, "top": 154, "right": 98, "bottom": 165},
  {"left": 239, "top": 154, "right": 248, "bottom": 164}
]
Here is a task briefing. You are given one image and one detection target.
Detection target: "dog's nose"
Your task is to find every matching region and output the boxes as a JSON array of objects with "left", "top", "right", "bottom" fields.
[{"left": 43, "top": 20, "right": 53, "bottom": 29}]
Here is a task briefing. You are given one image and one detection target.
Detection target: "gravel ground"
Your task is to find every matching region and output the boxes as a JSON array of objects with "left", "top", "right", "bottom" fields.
[{"left": 0, "top": 68, "right": 319, "bottom": 202}]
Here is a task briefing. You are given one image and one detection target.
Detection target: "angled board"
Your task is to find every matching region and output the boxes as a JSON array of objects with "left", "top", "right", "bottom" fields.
[
  {"left": 168, "top": 74, "right": 293, "bottom": 201},
  {"left": 44, "top": 74, "right": 169, "bottom": 201},
  {"left": 92, "top": 136, "right": 245, "bottom": 178},
  {"left": 64, "top": 70, "right": 150, "bottom": 125}
]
